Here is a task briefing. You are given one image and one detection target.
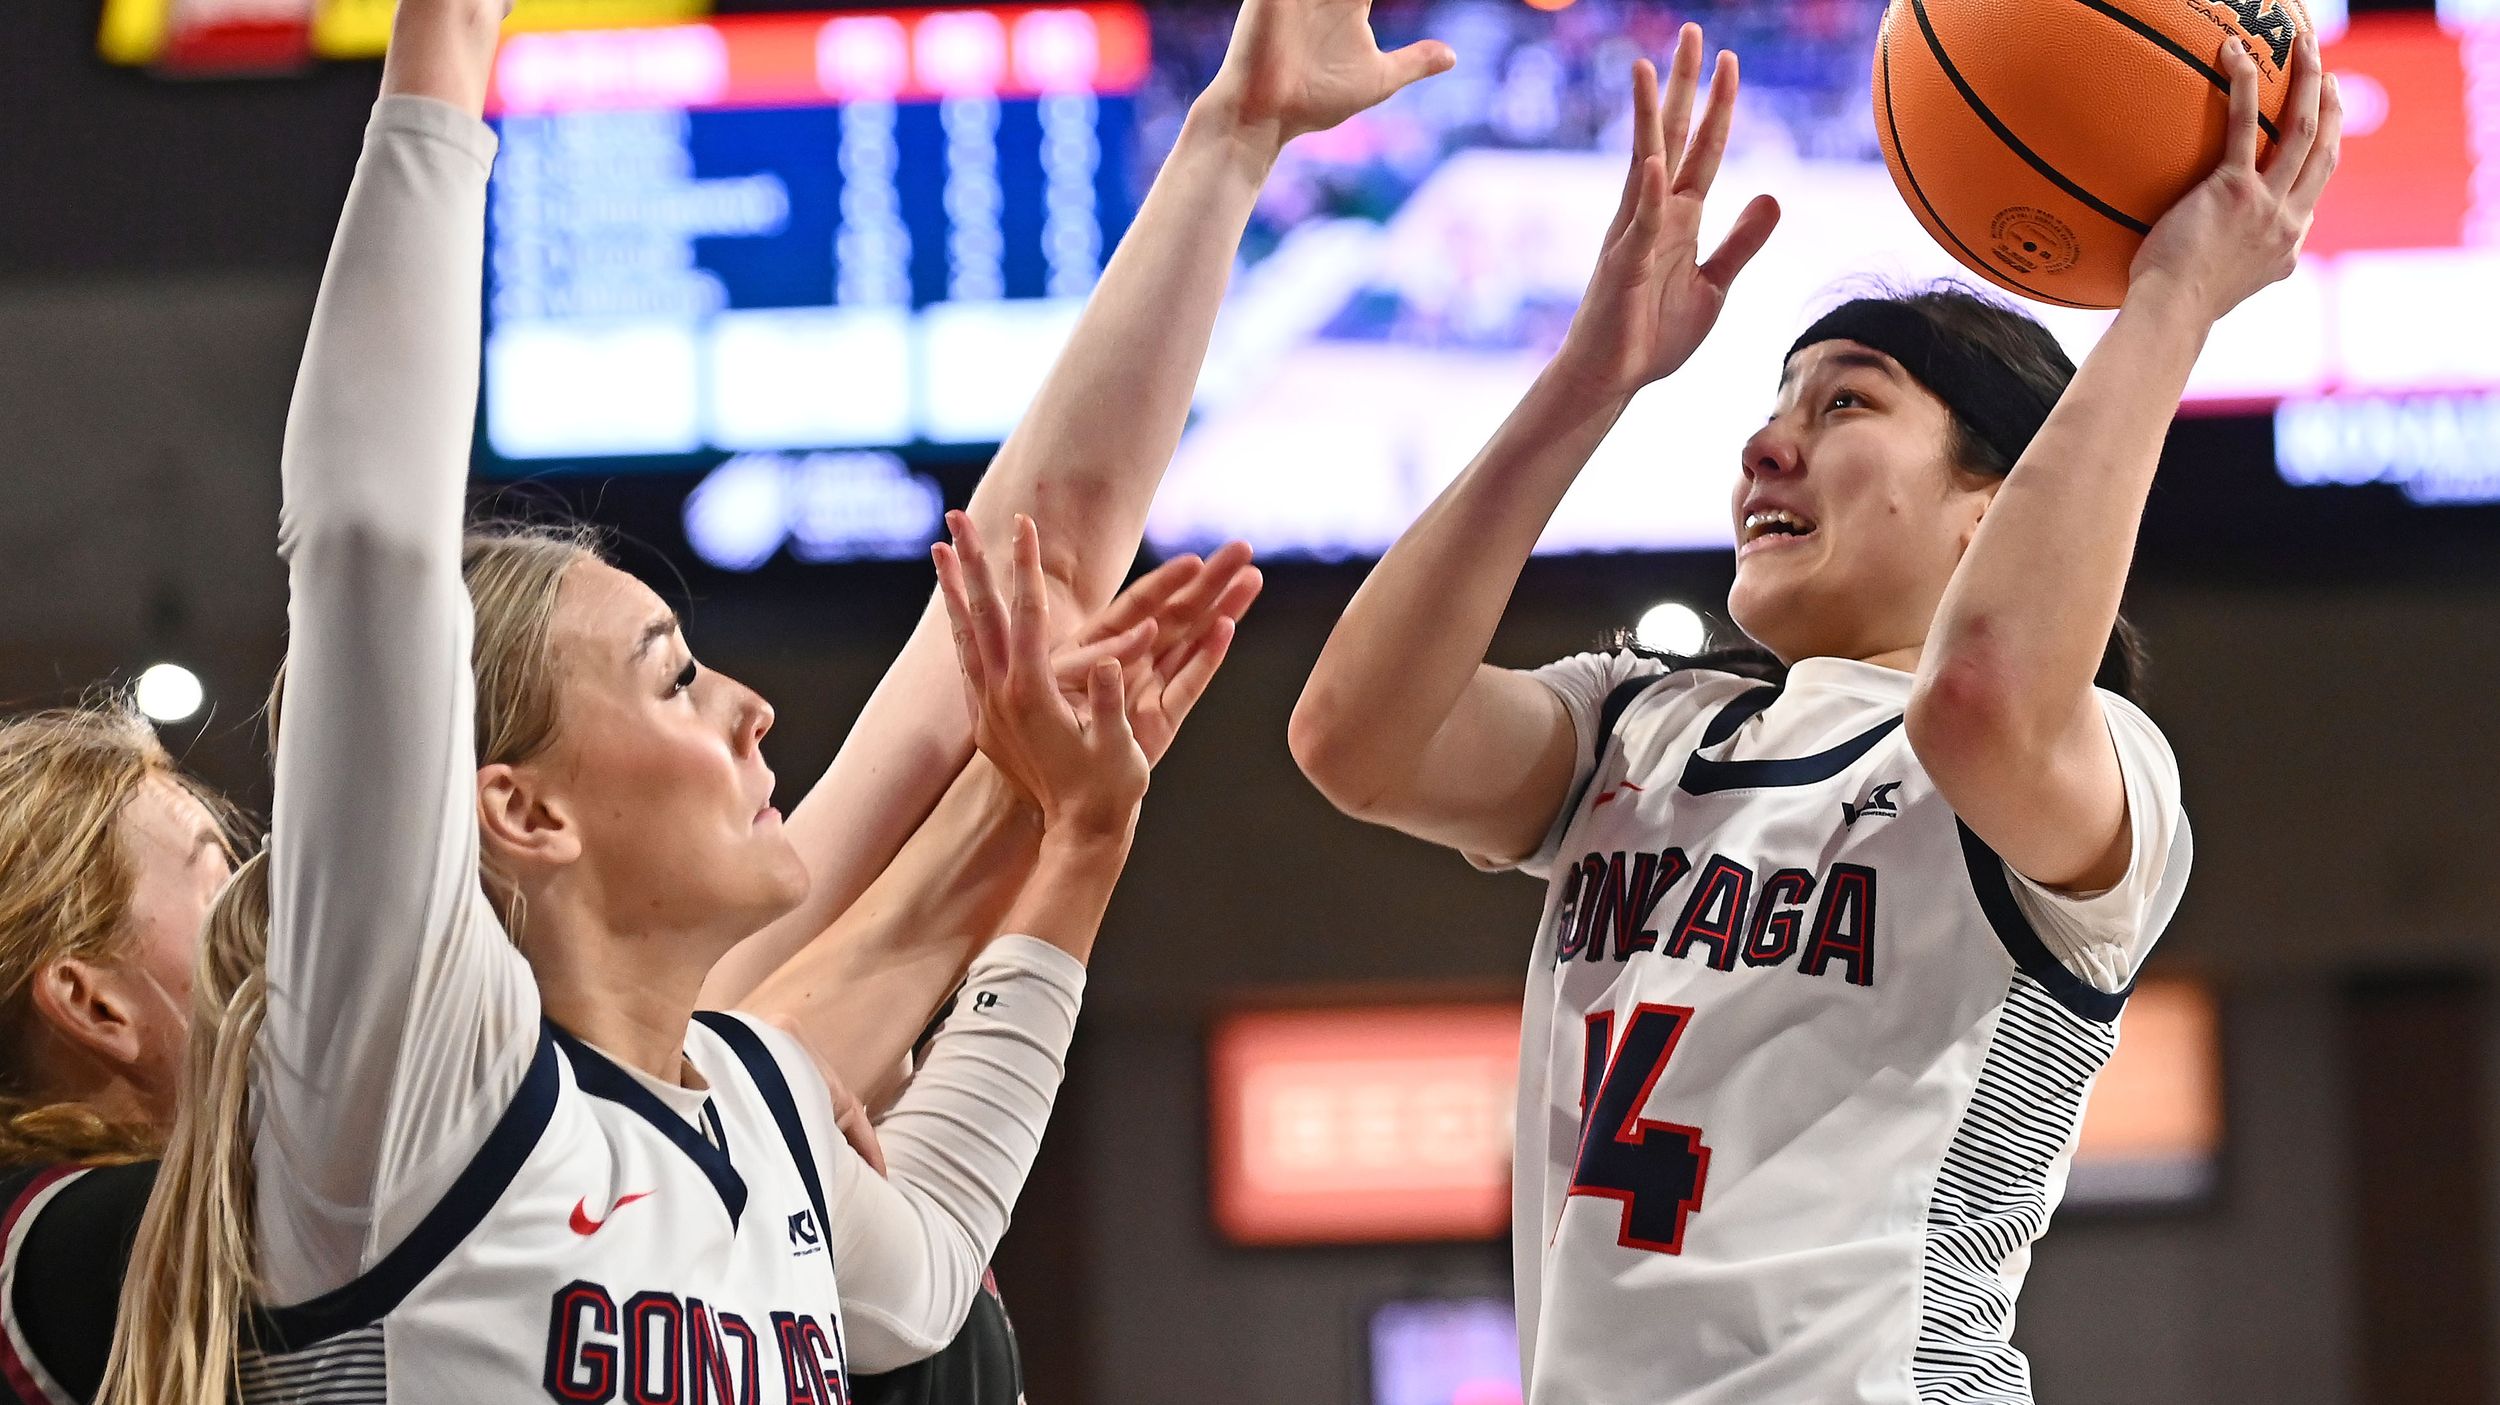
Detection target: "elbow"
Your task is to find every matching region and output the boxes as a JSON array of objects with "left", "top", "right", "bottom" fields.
[
  {"left": 1287, "top": 688, "right": 1393, "bottom": 822},
  {"left": 282, "top": 502, "right": 456, "bottom": 587},
  {"left": 1906, "top": 655, "right": 2031, "bottom": 783}
]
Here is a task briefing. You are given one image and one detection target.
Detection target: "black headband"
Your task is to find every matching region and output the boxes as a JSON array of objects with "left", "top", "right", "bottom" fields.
[{"left": 1784, "top": 300, "right": 2061, "bottom": 470}]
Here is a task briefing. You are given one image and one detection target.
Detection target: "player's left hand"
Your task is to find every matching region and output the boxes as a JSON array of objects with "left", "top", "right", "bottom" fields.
[
  {"left": 1048, "top": 544, "right": 1262, "bottom": 765},
  {"left": 2127, "top": 23, "right": 2340, "bottom": 322},
  {"left": 1200, "top": 0, "right": 1455, "bottom": 149},
  {"left": 935, "top": 512, "right": 1152, "bottom": 841}
]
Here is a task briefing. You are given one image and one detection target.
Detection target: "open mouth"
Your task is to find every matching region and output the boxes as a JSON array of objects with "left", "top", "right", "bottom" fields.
[{"left": 1739, "top": 508, "right": 1817, "bottom": 555}]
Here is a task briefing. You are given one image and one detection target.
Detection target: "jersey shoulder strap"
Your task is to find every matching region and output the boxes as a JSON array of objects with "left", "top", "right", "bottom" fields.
[{"left": 691, "top": 1013, "right": 832, "bottom": 1257}]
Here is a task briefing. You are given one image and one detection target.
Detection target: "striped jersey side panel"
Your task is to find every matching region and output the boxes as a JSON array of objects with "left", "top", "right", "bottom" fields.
[
  {"left": 1913, "top": 974, "right": 2120, "bottom": 1404},
  {"left": 239, "top": 1323, "right": 387, "bottom": 1405}
]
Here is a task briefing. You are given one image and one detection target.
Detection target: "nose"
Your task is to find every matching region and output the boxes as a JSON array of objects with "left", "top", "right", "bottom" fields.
[
  {"left": 1740, "top": 417, "right": 1801, "bottom": 481},
  {"left": 728, "top": 683, "right": 774, "bottom": 754}
]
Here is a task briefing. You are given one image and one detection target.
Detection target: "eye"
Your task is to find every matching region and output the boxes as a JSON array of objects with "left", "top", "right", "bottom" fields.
[
  {"left": 669, "top": 660, "right": 698, "bottom": 696},
  {"left": 1826, "top": 389, "right": 1866, "bottom": 413}
]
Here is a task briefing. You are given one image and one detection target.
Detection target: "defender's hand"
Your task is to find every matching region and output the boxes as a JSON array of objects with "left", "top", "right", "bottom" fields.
[
  {"left": 935, "top": 513, "right": 1150, "bottom": 840},
  {"left": 1199, "top": 0, "right": 1455, "bottom": 151}
]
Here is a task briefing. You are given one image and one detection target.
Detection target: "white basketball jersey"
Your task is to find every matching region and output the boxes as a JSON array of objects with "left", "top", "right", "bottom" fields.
[
  {"left": 1509, "top": 656, "right": 2190, "bottom": 1405},
  {"left": 240, "top": 1013, "right": 855, "bottom": 1405}
]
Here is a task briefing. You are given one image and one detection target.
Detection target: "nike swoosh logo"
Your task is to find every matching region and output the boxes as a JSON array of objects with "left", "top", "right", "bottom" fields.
[
  {"left": 1594, "top": 781, "right": 1645, "bottom": 807},
  {"left": 569, "top": 1190, "right": 655, "bottom": 1236}
]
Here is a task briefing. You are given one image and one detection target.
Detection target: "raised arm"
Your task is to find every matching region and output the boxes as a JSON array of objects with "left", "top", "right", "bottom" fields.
[
  {"left": 817, "top": 510, "right": 1158, "bottom": 1367},
  {"left": 700, "top": 0, "right": 1445, "bottom": 1010},
  {"left": 259, "top": 0, "right": 522, "bottom": 1302},
  {"left": 1906, "top": 30, "right": 2336, "bottom": 890},
  {"left": 1290, "top": 31, "right": 1778, "bottom": 860}
]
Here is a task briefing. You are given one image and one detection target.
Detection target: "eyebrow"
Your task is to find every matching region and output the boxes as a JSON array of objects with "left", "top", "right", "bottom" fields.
[
  {"left": 1780, "top": 348, "right": 1903, "bottom": 388},
  {"left": 631, "top": 612, "right": 681, "bottom": 664}
]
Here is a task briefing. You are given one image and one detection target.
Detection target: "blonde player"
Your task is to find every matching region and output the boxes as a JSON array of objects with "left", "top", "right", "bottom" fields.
[
  {"left": 85, "top": 0, "right": 1453, "bottom": 1399},
  {"left": 1291, "top": 21, "right": 2337, "bottom": 1403}
]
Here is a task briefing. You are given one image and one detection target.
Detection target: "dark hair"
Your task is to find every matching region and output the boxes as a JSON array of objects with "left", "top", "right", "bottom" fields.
[{"left": 1642, "top": 280, "right": 2146, "bottom": 703}]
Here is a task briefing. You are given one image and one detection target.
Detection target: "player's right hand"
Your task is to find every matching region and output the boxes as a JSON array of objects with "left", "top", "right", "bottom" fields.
[
  {"left": 1551, "top": 25, "right": 1781, "bottom": 402},
  {"left": 2126, "top": 24, "right": 2339, "bottom": 324},
  {"left": 935, "top": 512, "right": 1152, "bottom": 843},
  {"left": 1200, "top": 0, "right": 1455, "bottom": 148}
]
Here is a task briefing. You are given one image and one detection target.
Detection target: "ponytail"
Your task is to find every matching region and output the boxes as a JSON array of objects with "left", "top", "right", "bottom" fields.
[{"left": 98, "top": 849, "right": 271, "bottom": 1405}]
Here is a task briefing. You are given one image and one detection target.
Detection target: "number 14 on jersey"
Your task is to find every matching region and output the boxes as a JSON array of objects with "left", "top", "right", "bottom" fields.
[{"left": 1568, "top": 1005, "right": 1713, "bottom": 1254}]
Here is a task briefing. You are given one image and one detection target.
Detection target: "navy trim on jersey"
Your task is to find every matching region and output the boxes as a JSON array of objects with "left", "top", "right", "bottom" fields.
[
  {"left": 256, "top": 1027, "right": 562, "bottom": 1350},
  {"left": 1696, "top": 684, "right": 1780, "bottom": 750},
  {"left": 1680, "top": 707, "right": 1903, "bottom": 796},
  {"left": 692, "top": 1014, "right": 832, "bottom": 1261},
  {"left": 1954, "top": 821, "right": 2132, "bottom": 1023},
  {"left": 552, "top": 1025, "right": 748, "bottom": 1228},
  {"left": 1560, "top": 672, "right": 1672, "bottom": 823}
]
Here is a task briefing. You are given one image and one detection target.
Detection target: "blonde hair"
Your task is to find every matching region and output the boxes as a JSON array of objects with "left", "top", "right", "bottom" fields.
[
  {"left": 102, "top": 524, "right": 599, "bottom": 1405},
  {"left": 0, "top": 703, "right": 229, "bottom": 1167}
]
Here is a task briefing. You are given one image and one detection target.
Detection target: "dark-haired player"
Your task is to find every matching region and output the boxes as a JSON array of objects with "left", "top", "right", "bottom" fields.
[{"left": 1291, "top": 19, "right": 2336, "bottom": 1401}]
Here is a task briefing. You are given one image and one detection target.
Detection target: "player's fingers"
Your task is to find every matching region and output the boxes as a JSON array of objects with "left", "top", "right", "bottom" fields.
[
  {"left": 2288, "top": 72, "right": 2343, "bottom": 213},
  {"left": 1380, "top": 38, "right": 1456, "bottom": 97},
  {"left": 2264, "top": 24, "right": 2322, "bottom": 193},
  {"left": 930, "top": 542, "right": 988, "bottom": 696},
  {"left": 1630, "top": 57, "right": 1663, "bottom": 164},
  {"left": 1153, "top": 564, "right": 1262, "bottom": 677},
  {"left": 1088, "top": 658, "right": 1137, "bottom": 750},
  {"left": 2219, "top": 38, "right": 2262, "bottom": 173},
  {"left": 1675, "top": 48, "right": 1741, "bottom": 196},
  {"left": 1057, "top": 619, "right": 1158, "bottom": 681},
  {"left": 1087, "top": 554, "right": 1201, "bottom": 642},
  {"left": 1623, "top": 155, "right": 1669, "bottom": 251},
  {"left": 1605, "top": 61, "right": 1660, "bottom": 241},
  {"left": 1160, "top": 616, "right": 1239, "bottom": 734},
  {"left": 1008, "top": 515, "right": 1054, "bottom": 693},
  {"left": 946, "top": 513, "right": 1014, "bottom": 691},
  {"left": 1656, "top": 25, "right": 1703, "bottom": 173},
  {"left": 1699, "top": 193, "right": 1782, "bottom": 289}
]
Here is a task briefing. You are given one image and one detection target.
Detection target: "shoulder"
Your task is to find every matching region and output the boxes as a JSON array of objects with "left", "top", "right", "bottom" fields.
[{"left": 5, "top": 1161, "right": 159, "bottom": 1405}]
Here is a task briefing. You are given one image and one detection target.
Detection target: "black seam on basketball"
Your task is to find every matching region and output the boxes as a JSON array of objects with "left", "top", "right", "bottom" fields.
[
  {"left": 1879, "top": 41, "right": 2101, "bottom": 310},
  {"left": 1907, "top": 0, "right": 2157, "bottom": 236},
  {"left": 2062, "top": 0, "right": 2282, "bottom": 144}
]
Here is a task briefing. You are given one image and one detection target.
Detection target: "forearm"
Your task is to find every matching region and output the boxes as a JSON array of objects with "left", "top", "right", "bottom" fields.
[
  {"left": 1918, "top": 284, "right": 2209, "bottom": 734},
  {"left": 999, "top": 825, "right": 1136, "bottom": 965},
  {"left": 970, "top": 96, "right": 1280, "bottom": 611},
  {"left": 828, "top": 937, "right": 1085, "bottom": 1370},
  {"left": 1290, "top": 363, "right": 1628, "bottom": 804},
  {"left": 734, "top": 760, "right": 1042, "bottom": 1106},
  {"left": 378, "top": 0, "right": 502, "bottom": 114}
]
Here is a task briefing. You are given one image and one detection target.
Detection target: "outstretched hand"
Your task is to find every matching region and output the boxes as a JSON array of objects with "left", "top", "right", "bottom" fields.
[
  {"left": 1048, "top": 543, "right": 1262, "bottom": 765},
  {"left": 1202, "top": 0, "right": 1456, "bottom": 148},
  {"left": 1553, "top": 25, "right": 1781, "bottom": 400},
  {"left": 2128, "top": 23, "right": 2339, "bottom": 322},
  {"left": 933, "top": 513, "right": 1151, "bottom": 840}
]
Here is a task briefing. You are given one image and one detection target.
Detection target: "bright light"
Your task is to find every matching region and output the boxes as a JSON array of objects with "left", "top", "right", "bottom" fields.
[
  {"left": 1636, "top": 601, "right": 1708, "bottom": 656},
  {"left": 135, "top": 663, "right": 204, "bottom": 724}
]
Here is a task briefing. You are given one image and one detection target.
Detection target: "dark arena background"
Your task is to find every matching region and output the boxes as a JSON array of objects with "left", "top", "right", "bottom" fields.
[{"left": 4, "top": 0, "right": 2499, "bottom": 1398}]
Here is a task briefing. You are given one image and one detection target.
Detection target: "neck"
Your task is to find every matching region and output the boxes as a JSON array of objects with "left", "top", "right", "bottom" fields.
[
  {"left": 1857, "top": 642, "right": 1924, "bottom": 673},
  {"left": 523, "top": 899, "right": 730, "bottom": 1084},
  {"left": 16, "top": 1036, "right": 165, "bottom": 1139}
]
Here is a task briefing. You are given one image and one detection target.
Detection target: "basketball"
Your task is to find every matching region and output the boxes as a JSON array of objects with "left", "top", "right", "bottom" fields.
[{"left": 1873, "top": 0, "right": 2309, "bottom": 308}]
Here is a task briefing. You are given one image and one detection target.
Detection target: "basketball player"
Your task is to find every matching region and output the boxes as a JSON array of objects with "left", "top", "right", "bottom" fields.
[
  {"left": 79, "top": 0, "right": 1449, "bottom": 1398},
  {"left": 1290, "top": 20, "right": 2339, "bottom": 1402}
]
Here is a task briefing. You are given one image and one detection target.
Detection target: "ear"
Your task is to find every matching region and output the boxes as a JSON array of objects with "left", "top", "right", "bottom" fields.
[
  {"left": 477, "top": 761, "right": 582, "bottom": 878},
  {"left": 26, "top": 955, "right": 145, "bottom": 1075},
  {"left": 1959, "top": 478, "right": 2002, "bottom": 550}
]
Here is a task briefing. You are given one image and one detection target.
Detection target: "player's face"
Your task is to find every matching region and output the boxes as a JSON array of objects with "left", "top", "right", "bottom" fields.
[
  {"left": 524, "top": 561, "right": 808, "bottom": 947},
  {"left": 1726, "top": 342, "right": 1995, "bottom": 665},
  {"left": 105, "top": 776, "right": 230, "bottom": 1120}
]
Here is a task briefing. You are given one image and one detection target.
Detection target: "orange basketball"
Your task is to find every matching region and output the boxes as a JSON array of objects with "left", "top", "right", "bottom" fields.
[{"left": 1873, "top": 0, "right": 2309, "bottom": 308}]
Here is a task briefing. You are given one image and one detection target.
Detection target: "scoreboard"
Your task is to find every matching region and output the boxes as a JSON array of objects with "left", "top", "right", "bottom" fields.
[{"left": 479, "top": 7, "right": 1144, "bottom": 462}]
